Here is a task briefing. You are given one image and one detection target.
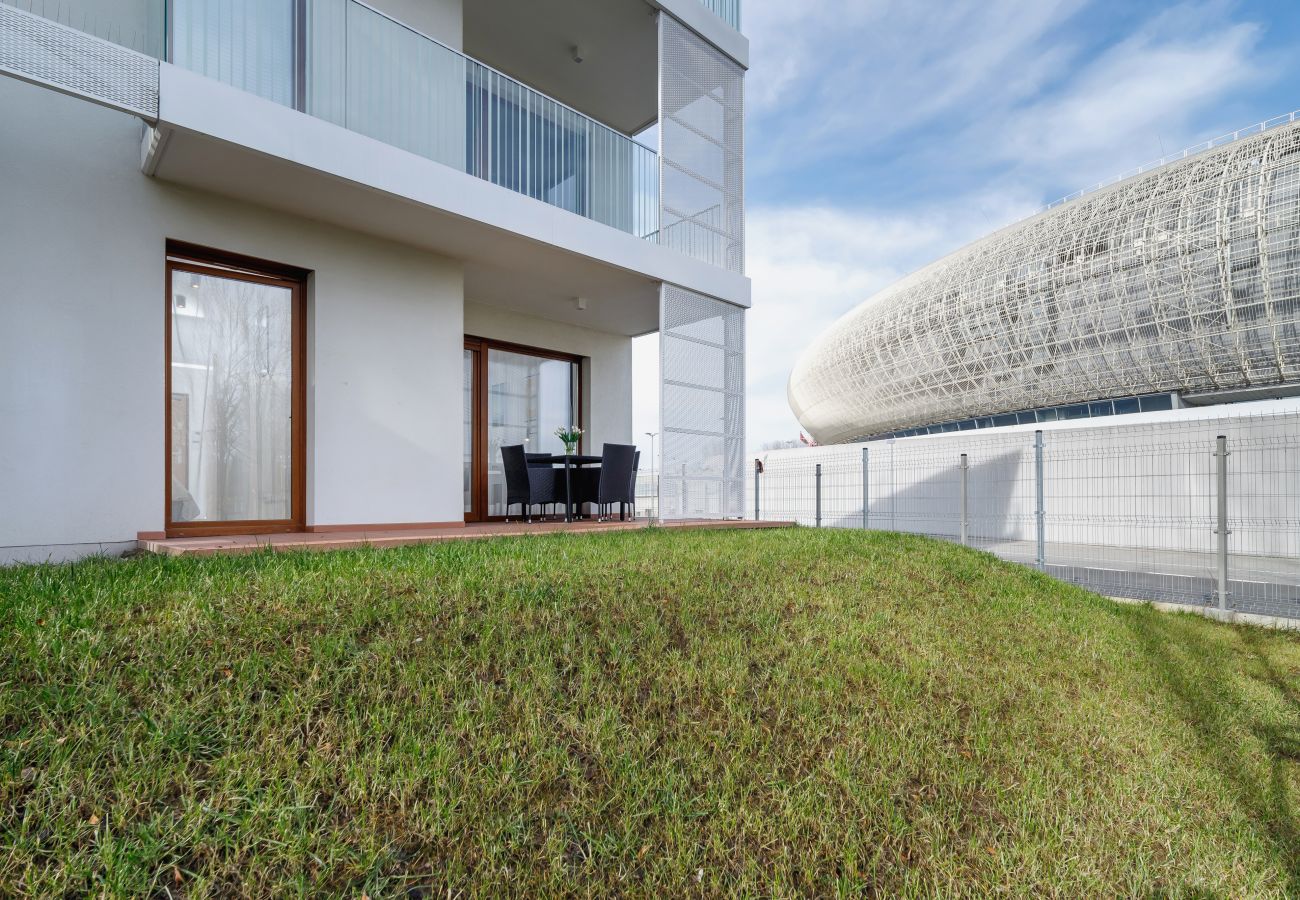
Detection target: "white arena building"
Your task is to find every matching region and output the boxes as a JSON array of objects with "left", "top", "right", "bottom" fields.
[{"left": 788, "top": 112, "right": 1300, "bottom": 445}]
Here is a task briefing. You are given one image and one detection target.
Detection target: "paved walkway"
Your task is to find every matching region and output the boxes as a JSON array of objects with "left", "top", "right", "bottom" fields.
[{"left": 966, "top": 537, "right": 1300, "bottom": 617}]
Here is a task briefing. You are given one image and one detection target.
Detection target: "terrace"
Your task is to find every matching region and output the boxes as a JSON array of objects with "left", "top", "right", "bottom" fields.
[{"left": 137, "top": 517, "right": 789, "bottom": 557}]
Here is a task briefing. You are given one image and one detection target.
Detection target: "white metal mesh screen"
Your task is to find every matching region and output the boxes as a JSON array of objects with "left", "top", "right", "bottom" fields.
[
  {"left": 789, "top": 117, "right": 1300, "bottom": 443},
  {"left": 658, "top": 13, "right": 744, "bottom": 273},
  {"left": 0, "top": 3, "right": 159, "bottom": 119},
  {"left": 660, "top": 284, "right": 745, "bottom": 519},
  {"left": 1, "top": 0, "right": 163, "bottom": 57}
]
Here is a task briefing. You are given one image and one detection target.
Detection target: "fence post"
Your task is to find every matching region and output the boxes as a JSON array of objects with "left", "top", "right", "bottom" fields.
[
  {"left": 960, "top": 453, "right": 969, "bottom": 547},
  {"left": 862, "top": 446, "right": 870, "bottom": 530},
  {"left": 1034, "top": 430, "right": 1045, "bottom": 571},
  {"left": 815, "top": 463, "right": 822, "bottom": 528},
  {"left": 680, "top": 463, "right": 688, "bottom": 517},
  {"left": 1215, "top": 434, "right": 1230, "bottom": 611},
  {"left": 889, "top": 439, "right": 896, "bottom": 531},
  {"left": 753, "top": 459, "right": 761, "bottom": 522}
]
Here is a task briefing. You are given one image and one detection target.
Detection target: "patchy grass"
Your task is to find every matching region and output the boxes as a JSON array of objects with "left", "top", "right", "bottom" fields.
[{"left": 1, "top": 528, "right": 1299, "bottom": 897}]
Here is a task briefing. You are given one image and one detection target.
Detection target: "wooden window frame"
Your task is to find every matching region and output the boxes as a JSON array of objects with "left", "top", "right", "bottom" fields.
[
  {"left": 165, "top": 242, "right": 309, "bottom": 537},
  {"left": 463, "top": 335, "right": 584, "bottom": 522}
]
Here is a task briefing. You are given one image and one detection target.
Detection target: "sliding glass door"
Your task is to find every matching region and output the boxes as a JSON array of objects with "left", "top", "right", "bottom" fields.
[
  {"left": 166, "top": 252, "right": 305, "bottom": 535},
  {"left": 463, "top": 338, "right": 580, "bottom": 520}
]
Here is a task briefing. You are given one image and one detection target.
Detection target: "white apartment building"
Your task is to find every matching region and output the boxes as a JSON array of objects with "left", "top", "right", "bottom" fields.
[{"left": 0, "top": 0, "right": 748, "bottom": 561}]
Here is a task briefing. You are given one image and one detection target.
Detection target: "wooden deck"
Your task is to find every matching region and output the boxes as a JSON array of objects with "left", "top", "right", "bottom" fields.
[{"left": 138, "top": 519, "right": 793, "bottom": 557}]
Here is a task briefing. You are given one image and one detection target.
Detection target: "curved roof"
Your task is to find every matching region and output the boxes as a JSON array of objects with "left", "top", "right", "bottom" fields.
[{"left": 789, "top": 117, "right": 1300, "bottom": 444}]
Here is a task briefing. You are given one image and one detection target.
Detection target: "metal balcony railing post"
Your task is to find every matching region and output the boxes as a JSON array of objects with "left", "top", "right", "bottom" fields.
[
  {"left": 862, "top": 446, "right": 869, "bottom": 530},
  {"left": 960, "top": 453, "right": 969, "bottom": 547},
  {"left": 814, "top": 463, "right": 822, "bottom": 528},
  {"left": 1035, "top": 430, "right": 1046, "bottom": 571},
  {"left": 1215, "top": 435, "right": 1230, "bottom": 611}
]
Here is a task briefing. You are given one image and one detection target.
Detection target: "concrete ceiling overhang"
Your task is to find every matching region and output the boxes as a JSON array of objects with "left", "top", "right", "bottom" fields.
[
  {"left": 143, "top": 65, "right": 751, "bottom": 338},
  {"left": 150, "top": 125, "right": 663, "bottom": 335},
  {"left": 463, "top": 0, "right": 659, "bottom": 135}
]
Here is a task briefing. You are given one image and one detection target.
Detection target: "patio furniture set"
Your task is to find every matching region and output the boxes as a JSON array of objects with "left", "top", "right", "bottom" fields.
[{"left": 501, "top": 443, "right": 640, "bottom": 523}]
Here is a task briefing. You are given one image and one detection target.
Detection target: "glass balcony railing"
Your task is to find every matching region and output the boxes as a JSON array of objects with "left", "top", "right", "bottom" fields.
[
  {"left": 698, "top": 0, "right": 741, "bottom": 30},
  {"left": 165, "top": 0, "right": 659, "bottom": 239},
  {"left": 1, "top": 0, "right": 165, "bottom": 56}
]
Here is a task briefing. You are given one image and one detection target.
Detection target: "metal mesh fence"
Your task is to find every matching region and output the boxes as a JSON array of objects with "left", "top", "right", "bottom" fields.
[
  {"left": 1226, "top": 421, "right": 1300, "bottom": 616},
  {"left": 752, "top": 411, "right": 1300, "bottom": 619}
]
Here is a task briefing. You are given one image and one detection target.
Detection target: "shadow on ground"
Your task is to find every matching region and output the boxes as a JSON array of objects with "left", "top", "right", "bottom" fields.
[{"left": 1126, "top": 609, "right": 1300, "bottom": 892}]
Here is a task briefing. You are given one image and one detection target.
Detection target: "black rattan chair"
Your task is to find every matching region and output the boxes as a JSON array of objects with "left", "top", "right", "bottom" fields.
[
  {"left": 527, "top": 451, "right": 563, "bottom": 517},
  {"left": 502, "top": 444, "right": 560, "bottom": 521},
  {"left": 626, "top": 450, "right": 640, "bottom": 520},
  {"left": 593, "top": 443, "right": 638, "bottom": 521}
]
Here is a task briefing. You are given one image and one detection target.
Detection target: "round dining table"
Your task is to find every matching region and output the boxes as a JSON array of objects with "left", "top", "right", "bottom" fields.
[{"left": 532, "top": 454, "right": 602, "bottom": 522}]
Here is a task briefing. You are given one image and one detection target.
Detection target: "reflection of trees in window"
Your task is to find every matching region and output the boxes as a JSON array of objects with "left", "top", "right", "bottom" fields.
[{"left": 172, "top": 272, "right": 292, "bottom": 522}]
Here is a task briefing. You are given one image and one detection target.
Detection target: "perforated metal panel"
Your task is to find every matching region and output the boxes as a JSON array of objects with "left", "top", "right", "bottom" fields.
[
  {"left": 0, "top": 3, "right": 158, "bottom": 119},
  {"left": 660, "top": 284, "right": 745, "bottom": 519},
  {"left": 658, "top": 13, "right": 744, "bottom": 272},
  {"left": 789, "top": 117, "right": 1300, "bottom": 444},
  {"left": 1, "top": 0, "right": 163, "bottom": 57}
]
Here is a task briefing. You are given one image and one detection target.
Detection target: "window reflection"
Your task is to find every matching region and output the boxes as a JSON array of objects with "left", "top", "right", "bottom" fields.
[
  {"left": 485, "top": 349, "right": 578, "bottom": 516},
  {"left": 169, "top": 269, "right": 294, "bottom": 523}
]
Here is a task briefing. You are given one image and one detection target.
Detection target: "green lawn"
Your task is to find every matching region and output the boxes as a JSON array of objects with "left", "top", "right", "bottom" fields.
[{"left": 2, "top": 528, "right": 1299, "bottom": 897}]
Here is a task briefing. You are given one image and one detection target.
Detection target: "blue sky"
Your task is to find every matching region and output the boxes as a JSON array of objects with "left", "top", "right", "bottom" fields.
[{"left": 635, "top": 0, "right": 1300, "bottom": 452}]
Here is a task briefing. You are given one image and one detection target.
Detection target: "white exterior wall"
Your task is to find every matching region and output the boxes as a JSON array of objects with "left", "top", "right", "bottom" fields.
[
  {"left": 308, "top": 239, "right": 464, "bottom": 529},
  {"left": 463, "top": 301, "right": 633, "bottom": 452},
  {"left": 0, "top": 79, "right": 467, "bottom": 562}
]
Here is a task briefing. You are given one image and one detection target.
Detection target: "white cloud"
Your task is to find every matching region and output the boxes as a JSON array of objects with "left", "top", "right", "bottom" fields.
[
  {"left": 743, "top": 0, "right": 1090, "bottom": 175},
  {"left": 991, "top": 7, "right": 1265, "bottom": 184}
]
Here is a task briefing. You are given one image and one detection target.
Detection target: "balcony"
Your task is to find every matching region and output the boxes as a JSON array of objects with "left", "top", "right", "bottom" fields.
[
  {"left": 698, "top": 0, "right": 742, "bottom": 30},
  {"left": 1, "top": 0, "right": 749, "bottom": 322},
  {"left": 167, "top": 0, "right": 659, "bottom": 240}
]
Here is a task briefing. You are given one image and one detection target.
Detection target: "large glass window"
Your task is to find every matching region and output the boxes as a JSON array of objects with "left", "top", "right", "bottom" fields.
[
  {"left": 471, "top": 347, "right": 577, "bottom": 518},
  {"left": 462, "top": 339, "right": 581, "bottom": 520},
  {"left": 168, "top": 263, "right": 299, "bottom": 528}
]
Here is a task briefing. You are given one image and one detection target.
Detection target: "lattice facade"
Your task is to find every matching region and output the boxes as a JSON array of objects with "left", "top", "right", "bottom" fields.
[
  {"left": 0, "top": 3, "right": 159, "bottom": 119},
  {"left": 789, "top": 119, "right": 1300, "bottom": 444},
  {"left": 658, "top": 13, "right": 745, "bottom": 273},
  {"left": 660, "top": 284, "right": 746, "bottom": 519}
]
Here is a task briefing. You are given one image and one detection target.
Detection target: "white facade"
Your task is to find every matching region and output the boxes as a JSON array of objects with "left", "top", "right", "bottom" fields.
[{"left": 0, "top": 0, "right": 749, "bottom": 562}]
